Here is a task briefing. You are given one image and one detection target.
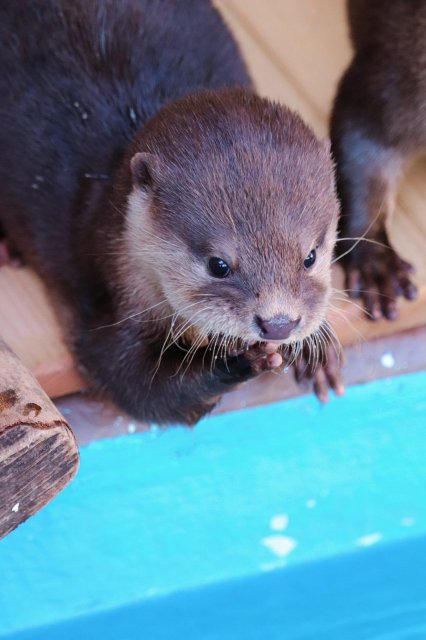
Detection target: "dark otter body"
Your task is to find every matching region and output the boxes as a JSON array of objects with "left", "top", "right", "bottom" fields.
[
  {"left": 0, "top": 0, "right": 249, "bottom": 283},
  {"left": 331, "top": 0, "right": 425, "bottom": 320},
  {"left": 0, "top": 0, "right": 340, "bottom": 424}
]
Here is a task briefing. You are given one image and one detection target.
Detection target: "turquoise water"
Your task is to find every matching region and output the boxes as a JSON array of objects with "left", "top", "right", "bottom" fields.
[{"left": 1, "top": 372, "right": 425, "bottom": 639}]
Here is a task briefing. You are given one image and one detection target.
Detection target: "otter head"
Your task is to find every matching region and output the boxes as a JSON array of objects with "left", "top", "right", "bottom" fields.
[{"left": 122, "top": 89, "right": 338, "bottom": 350}]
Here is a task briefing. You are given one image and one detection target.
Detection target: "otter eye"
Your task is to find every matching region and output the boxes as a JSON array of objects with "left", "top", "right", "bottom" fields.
[
  {"left": 208, "top": 257, "right": 231, "bottom": 278},
  {"left": 304, "top": 249, "right": 316, "bottom": 269}
]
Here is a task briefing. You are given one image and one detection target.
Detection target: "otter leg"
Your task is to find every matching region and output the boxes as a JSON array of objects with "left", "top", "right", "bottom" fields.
[
  {"left": 331, "top": 129, "right": 417, "bottom": 320},
  {"left": 142, "top": 341, "right": 284, "bottom": 425},
  {"left": 77, "top": 327, "right": 283, "bottom": 425}
]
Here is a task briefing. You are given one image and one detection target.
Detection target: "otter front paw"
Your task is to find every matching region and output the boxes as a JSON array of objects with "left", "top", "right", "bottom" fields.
[
  {"left": 294, "top": 342, "right": 344, "bottom": 403},
  {"left": 214, "top": 342, "right": 283, "bottom": 384},
  {"left": 343, "top": 240, "right": 417, "bottom": 321}
]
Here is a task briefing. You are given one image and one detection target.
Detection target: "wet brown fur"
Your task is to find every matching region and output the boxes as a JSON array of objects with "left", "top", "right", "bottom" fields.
[
  {"left": 0, "top": 0, "right": 339, "bottom": 424},
  {"left": 331, "top": 0, "right": 425, "bottom": 319}
]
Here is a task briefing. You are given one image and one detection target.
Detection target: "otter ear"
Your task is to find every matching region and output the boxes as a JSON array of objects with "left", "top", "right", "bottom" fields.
[{"left": 130, "top": 152, "right": 162, "bottom": 190}]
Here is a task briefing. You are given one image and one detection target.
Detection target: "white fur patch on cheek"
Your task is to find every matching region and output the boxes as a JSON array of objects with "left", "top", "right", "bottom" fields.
[
  {"left": 158, "top": 253, "right": 208, "bottom": 311},
  {"left": 126, "top": 189, "right": 152, "bottom": 241}
]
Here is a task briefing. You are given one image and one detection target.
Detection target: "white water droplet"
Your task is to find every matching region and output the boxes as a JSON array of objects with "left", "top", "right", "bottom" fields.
[
  {"left": 381, "top": 352, "right": 395, "bottom": 369},
  {"left": 269, "top": 514, "right": 289, "bottom": 531},
  {"left": 261, "top": 535, "right": 297, "bottom": 557},
  {"left": 401, "top": 516, "right": 415, "bottom": 527},
  {"left": 260, "top": 559, "right": 287, "bottom": 572},
  {"left": 356, "top": 532, "right": 383, "bottom": 547}
]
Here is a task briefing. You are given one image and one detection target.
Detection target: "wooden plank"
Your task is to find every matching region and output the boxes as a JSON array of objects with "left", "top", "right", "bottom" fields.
[
  {"left": 394, "top": 158, "right": 426, "bottom": 281},
  {"left": 0, "top": 339, "right": 79, "bottom": 539},
  {"left": 215, "top": 0, "right": 322, "bottom": 132},
  {"left": 0, "top": 266, "right": 84, "bottom": 397},
  {"left": 0, "top": 266, "right": 67, "bottom": 369},
  {"left": 218, "top": 0, "right": 352, "bottom": 132}
]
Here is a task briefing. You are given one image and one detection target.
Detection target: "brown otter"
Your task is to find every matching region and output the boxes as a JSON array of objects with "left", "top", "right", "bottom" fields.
[
  {"left": 0, "top": 0, "right": 341, "bottom": 425},
  {"left": 331, "top": 0, "right": 424, "bottom": 320}
]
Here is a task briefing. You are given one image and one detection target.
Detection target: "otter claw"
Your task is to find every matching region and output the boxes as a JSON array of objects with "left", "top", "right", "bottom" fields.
[
  {"left": 294, "top": 343, "right": 344, "bottom": 402},
  {"left": 344, "top": 242, "right": 417, "bottom": 321},
  {"left": 215, "top": 342, "right": 283, "bottom": 383}
]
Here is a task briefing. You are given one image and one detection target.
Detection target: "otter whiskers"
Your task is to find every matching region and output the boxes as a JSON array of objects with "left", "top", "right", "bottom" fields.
[
  {"left": 332, "top": 199, "right": 387, "bottom": 265},
  {"left": 91, "top": 298, "right": 169, "bottom": 331},
  {"left": 331, "top": 288, "right": 375, "bottom": 319},
  {"left": 150, "top": 302, "right": 212, "bottom": 384},
  {"left": 327, "top": 301, "right": 366, "bottom": 343}
]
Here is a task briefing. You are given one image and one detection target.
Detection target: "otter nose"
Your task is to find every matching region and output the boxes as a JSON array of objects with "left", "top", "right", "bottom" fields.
[{"left": 256, "top": 315, "right": 301, "bottom": 341}]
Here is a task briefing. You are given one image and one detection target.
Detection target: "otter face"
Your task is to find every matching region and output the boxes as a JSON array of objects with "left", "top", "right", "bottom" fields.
[{"left": 123, "top": 90, "right": 339, "bottom": 349}]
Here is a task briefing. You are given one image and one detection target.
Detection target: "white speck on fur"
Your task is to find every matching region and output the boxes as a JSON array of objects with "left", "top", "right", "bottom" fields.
[
  {"left": 270, "top": 514, "right": 289, "bottom": 531},
  {"left": 11, "top": 503, "right": 19, "bottom": 513},
  {"left": 356, "top": 532, "right": 383, "bottom": 547},
  {"left": 128, "top": 422, "right": 136, "bottom": 434},
  {"left": 261, "top": 535, "right": 297, "bottom": 557},
  {"left": 381, "top": 352, "right": 395, "bottom": 369}
]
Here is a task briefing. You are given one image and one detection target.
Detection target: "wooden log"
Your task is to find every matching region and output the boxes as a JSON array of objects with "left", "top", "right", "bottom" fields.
[{"left": 0, "top": 339, "right": 79, "bottom": 539}]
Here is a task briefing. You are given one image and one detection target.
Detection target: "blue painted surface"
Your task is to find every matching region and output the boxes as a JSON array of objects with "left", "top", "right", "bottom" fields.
[{"left": 0, "top": 371, "right": 425, "bottom": 639}]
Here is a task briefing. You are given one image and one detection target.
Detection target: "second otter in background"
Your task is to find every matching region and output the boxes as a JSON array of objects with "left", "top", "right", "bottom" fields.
[{"left": 331, "top": 0, "right": 424, "bottom": 321}]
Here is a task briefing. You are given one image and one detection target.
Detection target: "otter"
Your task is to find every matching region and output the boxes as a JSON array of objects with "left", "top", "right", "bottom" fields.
[
  {"left": 331, "top": 0, "right": 424, "bottom": 320},
  {"left": 0, "top": 0, "right": 341, "bottom": 425}
]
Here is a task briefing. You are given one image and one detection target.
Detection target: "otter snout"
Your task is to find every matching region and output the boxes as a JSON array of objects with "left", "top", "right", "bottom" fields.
[{"left": 255, "top": 315, "right": 301, "bottom": 341}]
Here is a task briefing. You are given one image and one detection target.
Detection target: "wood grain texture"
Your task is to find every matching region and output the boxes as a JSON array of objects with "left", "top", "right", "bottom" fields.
[
  {"left": 0, "top": 339, "right": 79, "bottom": 539},
  {"left": 0, "top": 0, "right": 424, "bottom": 398}
]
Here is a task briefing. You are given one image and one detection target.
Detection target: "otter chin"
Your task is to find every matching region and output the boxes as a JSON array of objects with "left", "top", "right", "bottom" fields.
[
  {"left": 0, "top": 0, "right": 341, "bottom": 425},
  {"left": 118, "top": 90, "right": 338, "bottom": 359}
]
